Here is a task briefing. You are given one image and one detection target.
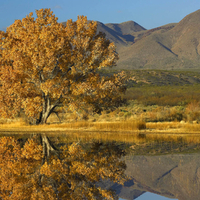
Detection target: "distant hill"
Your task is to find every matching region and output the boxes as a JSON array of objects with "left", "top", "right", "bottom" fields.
[
  {"left": 114, "top": 10, "right": 200, "bottom": 70},
  {"left": 62, "top": 9, "right": 200, "bottom": 70},
  {"left": 96, "top": 21, "right": 146, "bottom": 48}
]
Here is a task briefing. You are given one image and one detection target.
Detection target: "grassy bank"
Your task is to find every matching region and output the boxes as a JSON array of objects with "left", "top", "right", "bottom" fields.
[
  {"left": 2, "top": 72, "right": 200, "bottom": 134},
  {"left": 1, "top": 117, "right": 200, "bottom": 135},
  {"left": 0, "top": 118, "right": 146, "bottom": 132}
]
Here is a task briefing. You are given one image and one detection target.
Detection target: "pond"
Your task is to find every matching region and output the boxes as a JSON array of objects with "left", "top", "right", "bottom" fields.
[{"left": 0, "top": 131, "right": 199, "bottom": 199}]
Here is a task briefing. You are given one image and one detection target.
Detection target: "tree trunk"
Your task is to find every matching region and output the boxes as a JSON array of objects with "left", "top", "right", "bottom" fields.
[
  {"left": 40, "top": 109, "right": 51, "bottom": 124},
  {"left": 37, "top": 95, "right": 57, "bottom": 124}
]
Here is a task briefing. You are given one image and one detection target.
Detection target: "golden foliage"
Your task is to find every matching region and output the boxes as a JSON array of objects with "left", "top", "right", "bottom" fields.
[{"left": 0, "top": 8, "right": 124, "bottom": 124}]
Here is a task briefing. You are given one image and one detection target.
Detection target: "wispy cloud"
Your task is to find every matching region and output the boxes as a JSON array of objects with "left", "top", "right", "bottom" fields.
[{"left": 53, "top": 5, "right": 62, "bottom": 9}]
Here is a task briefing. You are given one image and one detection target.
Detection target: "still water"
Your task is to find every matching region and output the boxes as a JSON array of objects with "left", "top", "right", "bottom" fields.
[
  {"left": 0, "top": 132, "right": 199, "bottom": 199},
  {"left": 120, "top": 192, "right": 178, "bottom": 199}
]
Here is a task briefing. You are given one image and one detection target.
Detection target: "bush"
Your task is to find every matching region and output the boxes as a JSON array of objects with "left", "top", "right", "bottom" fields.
[
  {"left": 185, "top": 101, "right": 200, "bottom": 122},
  {"left": 124, "top": 112, "right": 132, "bottom": 120}
]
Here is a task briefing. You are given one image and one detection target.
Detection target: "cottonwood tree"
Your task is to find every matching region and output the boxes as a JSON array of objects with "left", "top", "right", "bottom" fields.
[
  {"left": 0, "top": 136, "right": 127, "bottom": 200},
  {"left": 0, "top": 8, "right": 126, "bottom": 125}
]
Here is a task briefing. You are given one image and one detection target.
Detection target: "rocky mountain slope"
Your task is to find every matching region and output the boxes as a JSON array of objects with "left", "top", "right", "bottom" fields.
[
  {"left": 61, "top": 9, "right": 200, "bottom": 70},
  {"left": 96, "top": 20, "right": 146, "bottom": 48},
  {"left": 96, "top": 9, "right": 200, "bottom": 70}
]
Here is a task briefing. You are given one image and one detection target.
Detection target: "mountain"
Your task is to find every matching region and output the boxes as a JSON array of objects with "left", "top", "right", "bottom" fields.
[
  {"left": 96, "top": 9, "right": 200, "bottom": 70},
  {"left": 96, "top": 20, "right": 146, "bottom": 48},
  {"left": 116, "top": 24, "right": 178, "bottom": 70},
  {"left": 119, "top": 10, "right": 200, "bottom": 70},
  {"left": 63, "top": 9, "right": 200, "bottom": 70}
]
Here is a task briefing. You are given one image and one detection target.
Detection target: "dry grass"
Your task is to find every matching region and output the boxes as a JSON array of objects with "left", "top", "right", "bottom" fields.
[
  {"left": 182, "top": 123, "right": 200, "bottom": 132},
  {"left": 146, "top": 121, "right": 200, "bottom": 133},
  {"left": 146, "top": 122, "right": 182, "bottom": 130},
  {"left": 0, "top": 118, "right": 27, "bottom": 127},
  {"left": 42, "top": 120, "right": 146, "bottom": 131},
  {"left": 92, "top": 121, "right": 146, "bottom": 131},
  {"left": 0, "top": 119, "right": 146, "bottom": 132}
]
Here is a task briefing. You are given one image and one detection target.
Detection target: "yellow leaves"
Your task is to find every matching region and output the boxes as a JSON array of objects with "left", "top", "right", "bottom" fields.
[
  {"left": 40, "top": 162, "right": 52, "bottom": 177},
  {"left": 0, "top": 8, "right": 123, "bottom": 123},
  {"left": 98, "top": 188, "right": 115, "bottom": 200},
  {"left": 71, "top": 161, "right": 91, "bottom": 176},
  {"left": 1, "top": 8, "right": 67, "bottom": 71},
  {"left": 68, "top": 142, "right": 84, "bottom": 156},
  {"left": 22, "top": 138, "right": 42, "bottom": 160},
  {"left": 29, "top": 12, "right": 33, "bottom": 17},
  {"left": 0, "top": 137, "right": 43, "bottom": 199},
  {"left": 22, "top": 96, "right": 43, "bottom": 118},
  {"left": 40, "top": 80, "right": 54, "bottom": 95},
  {"left": 0, "top": 137, "right": 128, "bottom": 200},
  {"left": 0, "top": 137, "right": 18, "bottom": 155},
  {"left": 65, "top": 15, "right": 116, "bottom": 73}
]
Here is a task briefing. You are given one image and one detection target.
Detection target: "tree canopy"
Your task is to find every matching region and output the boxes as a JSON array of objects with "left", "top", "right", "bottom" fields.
[{"left": 0, "top": 8, "right": 126, "bottom": 124}]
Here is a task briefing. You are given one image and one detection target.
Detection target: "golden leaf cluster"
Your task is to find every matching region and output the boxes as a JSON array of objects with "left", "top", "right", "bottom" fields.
[{"left": 0, "top": 8, "right": 124, "bottom": 124}]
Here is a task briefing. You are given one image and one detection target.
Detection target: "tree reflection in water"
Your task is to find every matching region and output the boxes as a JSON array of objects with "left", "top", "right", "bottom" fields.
[{"left": 0, "top": 136, "right": 127, "bottom": 200}]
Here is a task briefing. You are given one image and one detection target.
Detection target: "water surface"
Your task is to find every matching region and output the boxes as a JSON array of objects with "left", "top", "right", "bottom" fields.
[
  {"left": 0, "top": 131, "right": 199, "bottom": 199},
  {"left": 120, "top": 192, "right": 178, "bottom": 199}
]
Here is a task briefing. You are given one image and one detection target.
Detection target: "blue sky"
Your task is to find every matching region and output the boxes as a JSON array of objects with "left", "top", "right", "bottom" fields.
[{"left": 0, "top": 0, "right": 200, "bottom": 31}]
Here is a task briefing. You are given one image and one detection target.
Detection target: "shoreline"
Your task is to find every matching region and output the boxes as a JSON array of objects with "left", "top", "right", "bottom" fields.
[{"left": 0, "top": 121, "right": 200, "bottom": 135}]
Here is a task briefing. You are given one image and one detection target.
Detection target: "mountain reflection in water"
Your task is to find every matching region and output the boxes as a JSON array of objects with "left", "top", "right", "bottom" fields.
[
  {"left": 119, "top": 152, "right": 200, "bottom": 200},
  {"left": 110, "top": 134, "right": 200, "bottom": 200},
  {"left": 120, "top": 192, "right": 178, "bottom": 200},
  {"left": 0, "top": 133, "right": 200, "bottom": 200}
]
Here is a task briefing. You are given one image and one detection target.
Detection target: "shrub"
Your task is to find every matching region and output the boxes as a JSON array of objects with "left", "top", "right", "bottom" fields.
[
  {"left": 118, "top": 112, "right": 125, "bottom": 117},
  {"left": 185, "top": 101, "right": 200, "bottom": 122},
  {"left": 124, "top": 112, "right": 132, "bottom": 120}
]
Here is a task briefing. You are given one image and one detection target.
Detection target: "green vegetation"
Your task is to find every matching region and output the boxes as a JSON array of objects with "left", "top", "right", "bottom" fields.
[
  {"left": 125, "top": 84, "right": 200, "bottom": 106},
  {"left": 119, "top": 69, "right": 200, "bottom": 123}
]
